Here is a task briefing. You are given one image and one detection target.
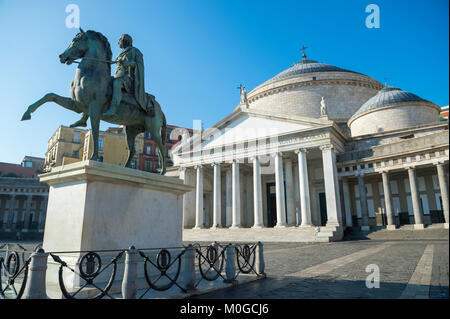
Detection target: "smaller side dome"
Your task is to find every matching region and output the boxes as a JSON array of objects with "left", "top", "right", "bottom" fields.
[{"left": 348, "top": 86, "right": 441, "bottom": 137}]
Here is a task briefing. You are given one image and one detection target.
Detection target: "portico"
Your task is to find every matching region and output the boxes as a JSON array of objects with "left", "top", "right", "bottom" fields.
[{"left": 172, "top": 108, "right": 347, "bottom": 242}]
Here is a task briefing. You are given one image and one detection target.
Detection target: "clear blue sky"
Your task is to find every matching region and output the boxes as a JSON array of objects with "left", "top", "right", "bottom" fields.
[{"left": 0, "top": 0, "right": 448, "bottom": 164}]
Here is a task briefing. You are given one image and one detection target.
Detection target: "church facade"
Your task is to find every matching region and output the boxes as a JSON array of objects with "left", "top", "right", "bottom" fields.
[{"left": 169, "top": 53, "right": 449, "bottom": 242}]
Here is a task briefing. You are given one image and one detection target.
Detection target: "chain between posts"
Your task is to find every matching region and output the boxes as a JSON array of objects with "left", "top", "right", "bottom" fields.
[{"left": 0, "top": 241, "right": 265, "bottom": 299}]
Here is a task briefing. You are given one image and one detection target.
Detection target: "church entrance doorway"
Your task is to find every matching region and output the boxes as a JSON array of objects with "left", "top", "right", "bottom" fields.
[
  {"left": 266, "top": 183, "right": 277, "bottom": 227},
  {"left": 319, "top": 192, "right": 327, "bottom": 226}
]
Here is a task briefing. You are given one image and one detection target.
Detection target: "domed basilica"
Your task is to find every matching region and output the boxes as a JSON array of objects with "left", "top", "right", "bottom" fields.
[{"left": 170, "top": 51, "right": 449, "bottom": 242}]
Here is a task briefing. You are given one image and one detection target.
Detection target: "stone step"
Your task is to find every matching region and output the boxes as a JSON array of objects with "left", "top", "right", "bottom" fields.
[{"left": 182, "top": 226, "right": 340, "bottom": 243}]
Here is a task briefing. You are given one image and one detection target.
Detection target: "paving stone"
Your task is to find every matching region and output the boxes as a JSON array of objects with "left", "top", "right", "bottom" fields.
[{"left": 192, "top": 239, "right": 449, "bottom": 299}]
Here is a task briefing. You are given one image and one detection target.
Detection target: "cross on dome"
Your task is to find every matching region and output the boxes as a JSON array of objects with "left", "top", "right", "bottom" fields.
[{"left": 300, "top": 45, "right": 308, "bottom": 60}]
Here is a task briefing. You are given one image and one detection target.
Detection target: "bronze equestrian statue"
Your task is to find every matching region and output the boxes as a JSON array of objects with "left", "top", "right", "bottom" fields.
[{"left": 21, "top": 29, "right": 167, "bottom": 175}]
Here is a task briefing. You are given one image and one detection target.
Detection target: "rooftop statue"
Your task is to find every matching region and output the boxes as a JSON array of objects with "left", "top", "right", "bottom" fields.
[
  {"left": 320, "top": 96, "right": 327, "bottom": 116},
  {"left": 239, "top": 84, "right": 248, "bottom": 105},
  {"left": 21, "top": 29, "right": 167, "bottom": 174}
]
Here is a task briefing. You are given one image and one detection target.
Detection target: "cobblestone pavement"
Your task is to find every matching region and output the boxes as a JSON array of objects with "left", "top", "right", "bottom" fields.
[{"left": 191, "top": 239, "right": 449, "bottom": 299}]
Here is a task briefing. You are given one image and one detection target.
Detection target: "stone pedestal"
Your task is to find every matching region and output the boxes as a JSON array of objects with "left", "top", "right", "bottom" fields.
[{"left": 39, "top": 160, "right": 193, "bottom": 296}]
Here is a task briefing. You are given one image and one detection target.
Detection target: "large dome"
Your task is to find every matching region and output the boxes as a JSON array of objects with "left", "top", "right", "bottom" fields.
[
  {"left": 262, "top": 59, "right": 362, "bottom": 85},
  {"left": 246, "top": 57, "right": 383, "bottom": 122},
  {"left": 348, "top": 86, "right": 441, "bottom": 137}
]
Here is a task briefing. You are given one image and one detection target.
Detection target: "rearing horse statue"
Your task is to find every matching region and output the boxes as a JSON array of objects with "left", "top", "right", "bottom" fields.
[{"left": 21, "top": 29, "right": 167, "bottom": 175}]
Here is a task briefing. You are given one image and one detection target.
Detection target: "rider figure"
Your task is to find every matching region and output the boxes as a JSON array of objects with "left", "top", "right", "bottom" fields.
[{"left": 104, "top": 34, "right": 147, "bottom": 116}]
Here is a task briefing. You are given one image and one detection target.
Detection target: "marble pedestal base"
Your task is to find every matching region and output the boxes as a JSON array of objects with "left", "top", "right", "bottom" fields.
[{"left": 39, "top": 160, "right": 193, "bottom": 295}]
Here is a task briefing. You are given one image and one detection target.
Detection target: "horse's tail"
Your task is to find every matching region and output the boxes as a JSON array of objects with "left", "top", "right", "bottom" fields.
[{"left": 161, "top": 110, "right": 167, "bottom": 151}]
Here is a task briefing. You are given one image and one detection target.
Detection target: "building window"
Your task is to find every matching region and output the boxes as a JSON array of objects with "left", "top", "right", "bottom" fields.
[
  {"left": 3, "top": 212, "right": 9, "bottom": 223},
  {"left": 98, "top": 137, "right": 104, "bottom": 151},
  {"left": 131, "top": 159, "right": 137, "bottom": 169},
  {"left": 166, "top": 129, "right": 172, "bottom": 143},
  {"left": 23, "top": 161, "right": 32, "bottom": 168},
  {"left": 146, "top": 145, "right": 151, "bottom": 155},
  {"left": 145, "top": 159, "right": 152, "bottom": 171},
  {"left": 73, "top": 131, "right": 81, "bottom": 143}
]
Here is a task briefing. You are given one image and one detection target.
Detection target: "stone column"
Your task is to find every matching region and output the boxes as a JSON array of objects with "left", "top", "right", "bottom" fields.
[
  {"left": 6, "top": 195, "right": 16, "bottom": 230},
  {"left": 180, "top": 167, "right": 196, "bottom": 228},
  {"left": 296, "top": 149, "right": 312, "bottom": 227},
  {"left": 274, "top": 152, "right": 287, "bottom": 227},
  {"left": 435, "top": 163, "right": 449, "bottom": 229},
  {"left": 225, "top": 168, "right": 232, "bottom": 227},
  {"left": 321, "top": 146, "right": 342, "bottom": 227},
  {"left": 194, "top": 165, "right": 204, "bottom": 229},
  {"left": 38, "top": 196, "right": 48, "bottom": 231},
  {"left": 23, "top": 195, "right": 32, "bottom": 231},
  {"left": 0, "top": 198, "right": 5, "bottom": 230},
  {"left": 231, "top": 160, "right": 241, "bottom": 228},
  {"left": 408, "top": 167, "right": 424, "bottom": 229},
  {"left": 358, "top": 173, "right": 370, "bottom": 231},
  {"left": 284, "top": 158, "right": 296, "bottom": 226},
  {"left": 381, "top": 171, "right": 396, "bottom": 230},
  {"left": 252, "top": 157, "right": 264, "bottom": 228},
  {"left": 293, "top": 163, "right": 301, "bottom": 225},
  {"left": 212, "top": 163, "right": 222, "bottom": 228},
  {"left": 342, "top": 178, "right": 353, "bottom": 227}
]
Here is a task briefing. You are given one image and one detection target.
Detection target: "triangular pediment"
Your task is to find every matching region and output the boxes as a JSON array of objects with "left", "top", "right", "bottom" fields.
[{"left": 200, "top": 108, "right": 331, "bottom": 149}]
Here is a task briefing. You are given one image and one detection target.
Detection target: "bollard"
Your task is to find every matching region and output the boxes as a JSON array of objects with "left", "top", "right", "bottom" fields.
[
  {"left": 23, "top": 248, "right": 49, "bottom": 299},
  {"left": 122, "top": 246, "right": 138, "bottom": 299},
  {"left": 224, "top": 244, "right": 236, "bottom": 283},
  {"left": 182, "top": 244, "right": 196, "bottom": 291},
  {"left": 255, "top": 241, "right": 266, "bottom": 277}
]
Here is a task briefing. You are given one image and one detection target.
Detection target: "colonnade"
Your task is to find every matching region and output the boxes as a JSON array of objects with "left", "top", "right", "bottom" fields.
[
  {"left": 345, "top": 162, "right": 449, "bottom": 230},
  {"left": 191, "top": 145, "right": 342, "bottom": 229},
  {"left": 0, "top": 194, "right": 48, "bottom": 232}
]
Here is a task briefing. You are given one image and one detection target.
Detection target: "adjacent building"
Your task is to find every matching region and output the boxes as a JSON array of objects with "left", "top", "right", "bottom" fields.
[
  {"left": 0, "top": 156, "right": 49, "bottom": 239},
  {"left": 43, "top": 124, "right": 193, "bottom": 173}
]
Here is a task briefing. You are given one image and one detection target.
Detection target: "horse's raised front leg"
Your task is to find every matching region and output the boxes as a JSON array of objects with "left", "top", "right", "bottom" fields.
[
  {"left": 88, "top": 100, "right": 101, "bottom": 161},
  {"left": 21, "top": 93, "right": 79, "bottom": 121}
]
